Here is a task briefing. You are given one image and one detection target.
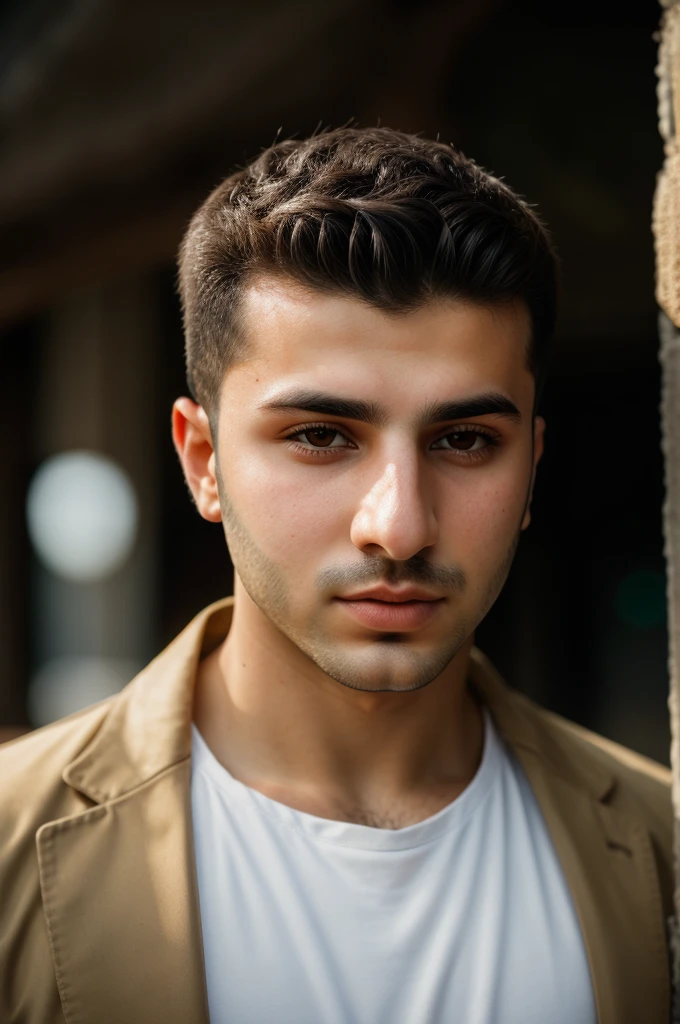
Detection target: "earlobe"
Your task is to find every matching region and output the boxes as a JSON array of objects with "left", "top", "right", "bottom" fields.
[{"left": 172, "top": 398, "right": 222, "bottom": 523}]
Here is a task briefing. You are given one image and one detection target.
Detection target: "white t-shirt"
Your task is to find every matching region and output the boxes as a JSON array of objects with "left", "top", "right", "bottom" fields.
[{"left": 191, "top": 710, "right": 596, "bottom": 1024}]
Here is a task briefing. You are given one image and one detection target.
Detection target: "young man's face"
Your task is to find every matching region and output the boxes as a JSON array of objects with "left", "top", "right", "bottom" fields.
[{"left": 177, "top": 277, "right": 544, "bottom": 693}]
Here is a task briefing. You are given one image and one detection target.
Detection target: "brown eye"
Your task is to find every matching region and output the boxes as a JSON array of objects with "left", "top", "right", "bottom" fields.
[
  {"left": 301, "top": 428, "right": 340, "bottom": 448},
  {"left": 431, "top": 429, "right": 493, "bottom": 454},
  {"left": 445, "top": 431, "right": 478, "bottom": 450}
]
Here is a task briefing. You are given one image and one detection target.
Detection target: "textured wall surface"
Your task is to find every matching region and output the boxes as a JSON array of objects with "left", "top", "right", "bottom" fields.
[{"left": 654, "top": 2, "right": 680, "bottom": 1013}]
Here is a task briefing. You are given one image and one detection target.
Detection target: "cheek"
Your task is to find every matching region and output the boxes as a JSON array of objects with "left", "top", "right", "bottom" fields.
[
  {"left": 224, "top": 447, "right": 349, "bottom": 562},
  {"left": 439, "top": 463, "right": 528, "bottom": 558}
]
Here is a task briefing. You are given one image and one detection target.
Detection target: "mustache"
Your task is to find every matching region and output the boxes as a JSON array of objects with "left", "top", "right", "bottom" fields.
[{"left": 316, "top": 555, "right": 466, "bottom": 593}]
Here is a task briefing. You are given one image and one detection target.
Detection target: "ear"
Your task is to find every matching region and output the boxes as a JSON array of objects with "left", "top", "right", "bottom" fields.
[
  {"left": 172, "top": 398, "right": 222, "bottom": 522},
  {"left": 520, "top": 415, "right": 545, "bottom": 531}
]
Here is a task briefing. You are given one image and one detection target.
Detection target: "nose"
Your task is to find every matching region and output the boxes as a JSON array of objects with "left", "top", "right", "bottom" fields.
[{"left": 349, "top": 453, "right": 438, "bottom": 561}]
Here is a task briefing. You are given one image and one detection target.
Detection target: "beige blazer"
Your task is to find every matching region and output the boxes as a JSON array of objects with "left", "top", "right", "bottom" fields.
[{"left": 0, "top": 598, "right": 673, "bottom": 1024}]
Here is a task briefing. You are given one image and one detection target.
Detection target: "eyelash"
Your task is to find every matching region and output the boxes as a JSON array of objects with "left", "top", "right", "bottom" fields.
[{"left": 282, "top": 422, "right": 500, "bottom": 462}]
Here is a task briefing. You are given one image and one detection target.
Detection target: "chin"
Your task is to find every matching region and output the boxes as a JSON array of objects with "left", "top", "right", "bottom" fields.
[{"left": 306, "top": 631, "right": 469, "bottom": 694}]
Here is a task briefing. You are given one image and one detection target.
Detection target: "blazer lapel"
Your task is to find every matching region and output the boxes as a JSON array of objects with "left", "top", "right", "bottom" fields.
[
  {"left": 469, "top": 649, "right": 670, "bottom": 1024},
  {"left": 36, "top": 760, "right": 209, "bottom": 1024},
  {"left": 517, "top": 748, "right": 669, "bottom": 1024},
  {"left": 34, "top": 598, "right": 234, "bottom": 1024}
]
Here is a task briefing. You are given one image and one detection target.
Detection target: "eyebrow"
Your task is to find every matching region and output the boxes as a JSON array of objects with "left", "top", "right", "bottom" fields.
[
  {"left": 418, "top": 393, "right": 521, "bottom": 426},
  {"left": 262, "top": 388, "right": 521, "bottom": 426}
]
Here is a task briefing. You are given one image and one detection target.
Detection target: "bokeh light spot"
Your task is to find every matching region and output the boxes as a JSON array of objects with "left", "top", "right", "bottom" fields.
[{"left": 26, "top": 451, "right": 138, "bottom": 583}]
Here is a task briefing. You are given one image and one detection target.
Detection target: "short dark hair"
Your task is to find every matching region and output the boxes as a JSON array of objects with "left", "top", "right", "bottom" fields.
[{"left": 178, "top": 127, "right": 558, "bottom": 415}]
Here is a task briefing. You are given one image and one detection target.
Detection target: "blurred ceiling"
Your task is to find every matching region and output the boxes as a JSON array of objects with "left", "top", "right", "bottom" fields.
[{"left": 0, "top": 0, "right": 499, "bottom": 323}]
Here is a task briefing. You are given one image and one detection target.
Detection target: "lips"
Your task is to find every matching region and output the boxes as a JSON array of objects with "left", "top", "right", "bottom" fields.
[
  {"left": 340, "top": 585, "right": 442, "bottom": 603},
  {"left": 335, "top": 587, "right": 445, "bottom": 631}
]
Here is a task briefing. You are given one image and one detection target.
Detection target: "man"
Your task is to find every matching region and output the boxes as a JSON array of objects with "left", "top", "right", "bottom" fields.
[{"left": 0, "top": 128, "right": 673, "bottom": 1024}]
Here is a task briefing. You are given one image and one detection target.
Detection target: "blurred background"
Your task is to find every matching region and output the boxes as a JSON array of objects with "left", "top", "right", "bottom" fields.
[{"left": 0, "top": 0, "right": 670, "bottom": 761}]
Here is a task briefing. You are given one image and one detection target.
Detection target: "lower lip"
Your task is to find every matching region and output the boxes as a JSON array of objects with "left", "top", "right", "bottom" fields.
[{"left": 335, "top": 598, "right": 444, "bottom": 631}]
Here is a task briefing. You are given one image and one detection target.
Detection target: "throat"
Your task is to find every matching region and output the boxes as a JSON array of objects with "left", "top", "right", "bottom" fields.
[
  {"left": 334, "top": 805, "right": 422, "bottom": 829},
  {"left": 256, "top": 781, "right": 467, "bottom": 829}
]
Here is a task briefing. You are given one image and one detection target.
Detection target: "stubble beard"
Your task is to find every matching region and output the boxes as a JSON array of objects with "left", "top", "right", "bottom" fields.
[{"left": 217, "top": 475, "right": 522, "bottom": 694}]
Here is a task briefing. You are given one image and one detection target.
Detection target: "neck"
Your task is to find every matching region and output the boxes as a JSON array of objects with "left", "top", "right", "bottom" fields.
[{"left": 193, "top": 581, "right": 484, "bottom": 828}]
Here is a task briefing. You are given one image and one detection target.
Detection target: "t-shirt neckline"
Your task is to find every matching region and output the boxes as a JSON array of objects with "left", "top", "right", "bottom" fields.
[{"left": 191, "top": 707, "right": 500, "bottom": 852}]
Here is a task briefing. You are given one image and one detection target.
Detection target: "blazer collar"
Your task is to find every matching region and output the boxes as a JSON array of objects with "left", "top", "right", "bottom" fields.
[
  {"left": 62, "top": 598, "right": 235, "bottom": 804},
  {"left": 467, "top": 646, "right": 616, "bottom": 802}
]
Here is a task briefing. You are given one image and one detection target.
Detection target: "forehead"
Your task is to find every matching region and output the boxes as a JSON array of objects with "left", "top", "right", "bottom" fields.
[{"left": 228, "top": 277, "right": 534, "bottom": 408}]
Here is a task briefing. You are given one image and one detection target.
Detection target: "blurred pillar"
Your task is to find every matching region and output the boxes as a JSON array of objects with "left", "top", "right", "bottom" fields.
[
  {"left": 654, "top": 3, "right": 680, "bottom": 1015},
  {"left": 30, "top": 276, "right": 158, "bottom": 723},
  {"left": 0, "top": 321, "right": 36, "bottom": 728}
]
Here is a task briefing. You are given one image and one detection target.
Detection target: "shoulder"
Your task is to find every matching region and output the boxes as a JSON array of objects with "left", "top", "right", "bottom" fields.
[
  {"left": 0, "top": 697, "right": 113, "bottom": 779},
  {"left": 537, "top": 702, "right": 671, "bottom": 786},
  {"left": 471, "top": 648, "right": 671, "bottom": 821},
  {"left": 0, "top": 698, "right": 114, "bottom": 837},
  {"left": 530, "top": 698, "right": 671, "bottom": 816}
]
